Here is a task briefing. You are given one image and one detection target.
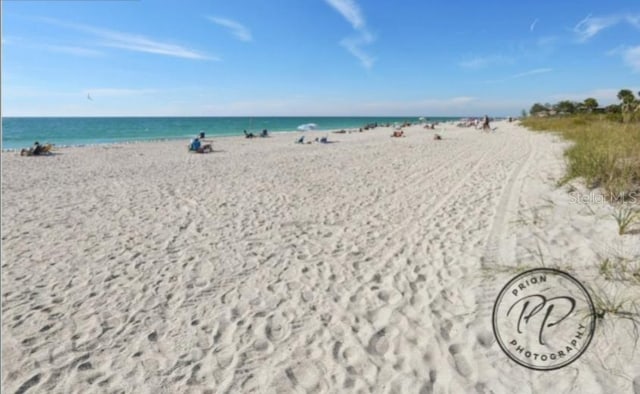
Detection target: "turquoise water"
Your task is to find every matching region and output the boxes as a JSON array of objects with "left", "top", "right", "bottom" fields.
[{"left": 1, "top": 116, "right": 460, "bottom": 150}]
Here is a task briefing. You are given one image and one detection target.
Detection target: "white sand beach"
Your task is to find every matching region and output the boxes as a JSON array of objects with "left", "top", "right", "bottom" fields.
[{"left": 2, "top": 121, "right": 639, "bottom": 393}]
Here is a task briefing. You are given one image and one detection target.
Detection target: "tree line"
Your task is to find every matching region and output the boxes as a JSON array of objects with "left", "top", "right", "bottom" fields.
[{"left": 528, "top": 89, "right": 639, "bottom": 119}]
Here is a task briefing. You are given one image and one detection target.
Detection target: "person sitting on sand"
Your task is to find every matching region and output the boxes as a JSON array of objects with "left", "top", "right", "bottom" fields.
[
  {"left": 391, "top": 130, "right": 405, "bottom": 137},
  {"left": 433, "top": 134, "right": 442, "bottom": 140},
  {"left": 244, "top": 130, "right": 255, "bottom": 138},
  {"left": 261, "top": 129, "right": 269, "bottom": 137},
  {"left": 188, "top": 138, "right": 212, "bottom": 153},
  {"left": 189, "top": 137, "right": 201, "bottom": 151},
  {"left": 21, "top": 141, "right": 45, "bottom": 156}
]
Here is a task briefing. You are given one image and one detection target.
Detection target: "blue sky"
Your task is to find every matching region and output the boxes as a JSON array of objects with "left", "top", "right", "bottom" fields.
[{"left": 2, "top": 0, "right": 639, "bottom": 116}]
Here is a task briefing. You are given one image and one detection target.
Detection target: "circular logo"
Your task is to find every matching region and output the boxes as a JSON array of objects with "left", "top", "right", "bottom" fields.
[{"left": 492, "top": 268, "right": 596, "bottom": 371}]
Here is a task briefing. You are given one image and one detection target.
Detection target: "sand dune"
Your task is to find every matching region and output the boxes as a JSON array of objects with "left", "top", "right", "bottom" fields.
[{"left": 2, "top": 121, "right": 639, "bottom": 393}]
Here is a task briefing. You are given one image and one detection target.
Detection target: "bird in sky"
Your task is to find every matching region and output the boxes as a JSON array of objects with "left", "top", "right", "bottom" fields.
[{"left": 87, "top": 93, "right": 93, "bottom": 101}]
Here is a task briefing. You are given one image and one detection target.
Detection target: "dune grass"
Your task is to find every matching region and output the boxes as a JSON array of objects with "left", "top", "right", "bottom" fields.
[{"left": 521, "top": 115, "right": 640, "bottom": 202}]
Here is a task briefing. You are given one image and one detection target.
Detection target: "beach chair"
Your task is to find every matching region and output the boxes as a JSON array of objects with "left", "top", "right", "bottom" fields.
[{"left": 41, "top": 144, "right": 54, "bottom": 154}]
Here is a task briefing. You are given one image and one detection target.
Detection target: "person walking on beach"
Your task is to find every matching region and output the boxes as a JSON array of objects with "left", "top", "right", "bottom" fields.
[{"left": 482, "top": 115, "right": 491, "bottom": 132}]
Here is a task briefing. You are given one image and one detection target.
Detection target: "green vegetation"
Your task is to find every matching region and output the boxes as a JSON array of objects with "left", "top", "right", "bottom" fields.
[
  {"left": 521, "top": 89, "right": 640, "bottom": 201},
  {"left": 527, "top": 89, "right": 640, "bottom": 119},
  {"left": 612, "top": 205, "right": 640, "bottom": 235}
]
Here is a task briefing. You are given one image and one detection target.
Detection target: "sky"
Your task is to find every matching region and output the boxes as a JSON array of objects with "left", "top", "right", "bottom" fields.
[{"left": 2, "top": 0, "right": 639, "bottom": 117}]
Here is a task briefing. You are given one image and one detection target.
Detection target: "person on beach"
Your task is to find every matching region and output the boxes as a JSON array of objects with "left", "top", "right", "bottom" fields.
[
  {"left": 20, "top": 141, "right": 45, "bottom": 156},
  {"left": 482, "top": 115, "right": 491, "bottom": 132},
  {"left": 244, "top": 130, "right": 255, "bottom": 138},
  {"left": 189, "top": 137, "right": 212, "bottom": 153},
  {"left": 189, "top": 137, "right": 201, "bottom": 151}
]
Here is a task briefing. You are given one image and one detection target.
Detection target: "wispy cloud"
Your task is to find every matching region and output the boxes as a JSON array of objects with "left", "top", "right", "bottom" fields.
[
  {"left": 573, "top": 13, "right": 640, "bottom": 42},
  {"left": 45, "top": 45, "right": 104, "bottom": 57},
  {"left": 3, "top": 34, "right": 104, "bottom": 57},
  {"left": 39, "top": 17, "right": 215, "bottom": 60},
  {"left": 324, "top": 0, "right": 375, "bottom": 69},
  {"left": 622, "top": 46, "right": 640, "bottom": 72},
  {"left": 459, "top": 55, "right": 513, "bottom": 69},
  {"left": 325, "top": 0, "right": 365, "bottom": 29},
  {"left": 573, "top": 14, "right": 616, "bottom": 41},
  {"left": 92, "top": 28, "right": 214, "bottom": 60},
  {"left": 206, "top": 16, "right": 252, "bottom": 42},
  {"left": 483, "top": 68, "right": 552, "bottom": 83},
  {"left": 530, "top": 18, "right": 539, "bottom": 32},
  {"left": 607, "top": 45, "right": 640, "bottom": 72},
  {"left": 512, "top": 68, "right": 552, "bottom": 78},
  {"left": 340, "top": 33, "right": 374, "bottom": 69}
]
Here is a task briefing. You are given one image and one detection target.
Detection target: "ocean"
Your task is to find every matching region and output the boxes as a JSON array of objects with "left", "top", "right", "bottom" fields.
[{"left": 1, "top": 116, "right": 461, "bottom": 150}]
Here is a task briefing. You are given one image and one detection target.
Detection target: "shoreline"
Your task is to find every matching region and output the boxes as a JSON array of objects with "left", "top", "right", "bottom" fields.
[
  {"left": 0, "top": 127, "right": 365, "bottom": 152},
  {"left": 1, "top": 122, "right": 444, "bottom": 152},
  {"left": 1, "top": 116, "right": 464, "bottom": 151}
]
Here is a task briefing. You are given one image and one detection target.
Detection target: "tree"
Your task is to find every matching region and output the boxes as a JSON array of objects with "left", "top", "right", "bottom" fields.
[
  {"left": 583, "top": 98, "right": 598, "bottom": 112},
  {"left": 530, "top": 103, "right": 548, "bottom": 115},
  {"left": 617, "top": 89, "right": 635, "bottom": 105},
  {"left": 605, "top": 104, "right": 621, "bottom": 114},
  {"left": 554, "top": 100, "right": 577, "bottom": 114},
  {"left": 616, "top": 89, "right": 639, "bottom": 122},
  {"left": 618, "top": 89, "right": 639, "bottom": 122}
]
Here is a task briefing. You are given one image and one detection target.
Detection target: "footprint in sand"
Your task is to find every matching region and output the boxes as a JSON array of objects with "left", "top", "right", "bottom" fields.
[
  {"left": 476, "top": 330, "right": 495, "bottom": 348},
  {"left": 377, "top": 290, "right": 390, "bottom": 302},
  {"left": 420, "top": 381, "right": 434, "bottom": 394},
  {"left": 253, "top": 337, "right": 273, "bottom": 354},
  {"left": 14, "top": 373, "right": 42, "bottom": 394},
  {"left": 285, "top": 361, "right": 327, "bottom": 392},
  {"left": 368, "top": 329, "right": 390, "bottom": 356},
  {"left": 265, "top": 313, "right": 291, "bottom": 343},
  {"left": 333, "top": 341, "right": 364, "bottom": 368},
  {"left": 214, "top": 345, "right": 236, "bottom": 370},
  {"left": 448, "top": 344, "right": 473, "bottom": 378},
  {"left": 440, "top": 319, "right": 454, "bottom": 340},
  {"left": 301, "top": 289, "right": 314, "bottom": 303}
]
